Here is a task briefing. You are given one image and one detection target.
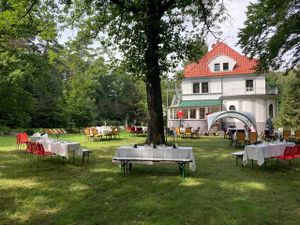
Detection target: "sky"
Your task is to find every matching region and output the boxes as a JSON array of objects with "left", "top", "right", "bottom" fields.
[{"left": 207, "top": 0, "right": 255, "bottom": 52}]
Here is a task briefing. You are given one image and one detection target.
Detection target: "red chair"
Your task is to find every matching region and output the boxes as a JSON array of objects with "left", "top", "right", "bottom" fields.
[
  {"left": 33, "top": 143, "right": 55, "bottom": 157},
  {"left": 25, "top": 142, "right": 34, "bottom": 154},
  {"left": 129, "top": 127, "right": 136, "bottom": 135},
  {"left": 135, "top": 127, "right": 143, "bottom": 135},
  {"left": 293, "top": 145, "right": 300, "bottom": 159},
  {"left": 16, "top": 133, "right": 29, "bottom": 150},
  {"left": 276, "top": 146, "right": 294, "bottom": 165}
]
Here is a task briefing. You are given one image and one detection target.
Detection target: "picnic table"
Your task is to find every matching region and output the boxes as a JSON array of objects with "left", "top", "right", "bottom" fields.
[
  {"left": 243, "top": 142, "right": 295, "bottom": 166},
  {"left": 112, "top": 145, "right": 196, "bottom": 177},
  {"left": 37, "top": 139, "right": 82, "bottom": 164}
]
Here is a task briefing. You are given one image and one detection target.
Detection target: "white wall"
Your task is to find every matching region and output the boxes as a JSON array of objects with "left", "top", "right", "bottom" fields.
[
  {"left": 222, "top": 75, "right": 265, "bottom": 96},
  {"left": 223, "top": 98, "right": 276, "bottom": 123},
  {"left": 182, "top": 93, "right": 222, "bottom": 101},
  {"left": 181, "top": 78, "right": 222, "bottom": 95},
  {"left": 181, "top": 80, "right": 191, "bottom": 94},
  {"left": 182, "top": 74, "right": 266, "bottom": 97}
]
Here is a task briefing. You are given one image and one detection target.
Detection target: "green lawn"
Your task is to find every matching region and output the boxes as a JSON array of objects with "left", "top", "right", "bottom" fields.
[{"left": 0, "top": 133, "right": 300, "bottom": 225}]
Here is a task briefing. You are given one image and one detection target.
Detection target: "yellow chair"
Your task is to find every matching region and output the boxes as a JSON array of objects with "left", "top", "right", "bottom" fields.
[
  {"left": 112, "top": 127, "right": 120, "bottom": 139},
  {"left": 235, "top": 131, "right": 246, "bottom": 148},
  {"left": 283, "top": 130, "right": 291, "bottom": 141},
  {"left": 248, "top": 132, "right": 258, "bottom": 144},
  {"left": 184, "top": 127, "right": 193, "bottom": 138},
  {"left": 294, "top": 129, "right": 300, "bottom": 143},
  {"left": 84, "top": 128, "right": 92, "bottom": 141},
  {"left": 175, "top": 127, "right": 182, "bottom": 138},
  {"left": 90, "top": 127, "right": 102, "bottom": 141}
]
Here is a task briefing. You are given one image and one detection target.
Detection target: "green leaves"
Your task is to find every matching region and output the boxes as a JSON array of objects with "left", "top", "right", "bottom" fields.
[{"left": 238, "top": 0, "right": 300, "bottom": 73}]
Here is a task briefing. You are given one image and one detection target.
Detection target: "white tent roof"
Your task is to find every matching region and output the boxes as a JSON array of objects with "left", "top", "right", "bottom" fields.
[{"left": 207, "top": 111, "right": 257, "bottom": 131}]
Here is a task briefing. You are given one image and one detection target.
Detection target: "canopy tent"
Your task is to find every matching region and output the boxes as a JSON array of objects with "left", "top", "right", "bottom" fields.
[{"left": 207, "top": 111, "right": 257, "bottom": 132}]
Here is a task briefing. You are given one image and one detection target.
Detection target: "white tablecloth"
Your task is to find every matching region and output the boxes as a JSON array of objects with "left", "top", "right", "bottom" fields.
[
  {"left": 37, "top": 140, "right": 82, "bottom": 158},
  {"left": 30, "top": 134, "right": 48, "bottom": 142},
  {"left": 243, "top": 142, "right": 295, "bottom": 166},
  {"left": 113, "top": 145, "right": 196, "bottom": 171},
  {"left": 96, "top": 126, "right": 112, "bottom": 135}
]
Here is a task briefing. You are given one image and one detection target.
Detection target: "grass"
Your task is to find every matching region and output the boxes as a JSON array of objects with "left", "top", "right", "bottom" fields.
[{"left": 0, "top": 133, "right": 300, "bottom": 225}]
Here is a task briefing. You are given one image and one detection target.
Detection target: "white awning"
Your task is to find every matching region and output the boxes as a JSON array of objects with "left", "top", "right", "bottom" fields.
[{"left": 207, "top": 111, "right": 257, "bottom": 131}]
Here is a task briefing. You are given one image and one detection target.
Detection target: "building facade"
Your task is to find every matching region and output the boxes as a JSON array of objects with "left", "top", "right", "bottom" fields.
[{"left": 167, "top": 42, "right": 277, "bottom": 134}]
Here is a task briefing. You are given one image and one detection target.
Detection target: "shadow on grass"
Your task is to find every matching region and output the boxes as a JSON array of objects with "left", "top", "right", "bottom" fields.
[{"left": 0, "top": 136, "right": 300, "bottom": 225}]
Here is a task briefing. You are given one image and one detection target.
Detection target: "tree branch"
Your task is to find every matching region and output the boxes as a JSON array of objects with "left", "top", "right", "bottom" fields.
[
  {"left": 198, "top": 0, "right": 225, "bottom": 39},
  {"left": 13, "top": 0, "right": 38, "bottom": 27}
]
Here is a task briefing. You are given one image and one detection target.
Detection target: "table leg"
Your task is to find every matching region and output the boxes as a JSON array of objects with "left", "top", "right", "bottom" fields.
[
  {"left": 73, "top": 150, "right": 75, "bottom": 164},
  {"left": 264, "top": 159, "right": 267, "bottom": 170},
  {"left": 121, "top": 161, "right": 126, "bottom": 175}
]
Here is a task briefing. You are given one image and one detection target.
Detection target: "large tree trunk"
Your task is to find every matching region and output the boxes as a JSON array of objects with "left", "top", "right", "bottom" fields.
[
  {"left": 144, "top": 1, "right": 165, "bottom": 144},
  {"left": 145, "top": 73, "right": 165, "bottom": 145}
]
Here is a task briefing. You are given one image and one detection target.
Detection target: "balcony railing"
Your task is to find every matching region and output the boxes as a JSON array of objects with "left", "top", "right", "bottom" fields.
[
  {"left": 266, "top": 87, "right": 278, "bottom": 95},
  {"left": 222, "top": 87, "right": 277, "bottom": 96}
]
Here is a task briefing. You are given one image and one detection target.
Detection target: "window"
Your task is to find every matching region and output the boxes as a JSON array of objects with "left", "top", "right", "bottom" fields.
[
  {"left": 229, "top": 105, "right": 236, "bottom": 110},
  {"left": 246, "top": 80, "right": 254, "bottom": 91},
  {"left": 199, "top": 108, "right": 205, "bottom": 119},
  {"left": 190, "top": 109, "right": 196, "bottom": 119},
  {"left": 193, "top": 83, "right": 200, "bottom": 93},
  {"left": 223, "top": 62, "right": 229, "bottom": 71},
  {"left": 269, "top": 104, "right": 273, "bottom": 117},
  {"left": 182, "top": 109, "right": 188, "bottom": 119},
  {"left": 214, "top": 63, "right": 220, "bottom": 71},
  {"left": 201, "top": 82, "right": 209, "bottom": 93}
]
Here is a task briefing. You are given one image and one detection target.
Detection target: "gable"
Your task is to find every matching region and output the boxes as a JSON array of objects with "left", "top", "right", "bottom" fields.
[
  {"left": 208, "top": 54, "right": 236, "bottom": 72},
  {"left": 184, "top": 41, "right": 257, "bottom": 78}
]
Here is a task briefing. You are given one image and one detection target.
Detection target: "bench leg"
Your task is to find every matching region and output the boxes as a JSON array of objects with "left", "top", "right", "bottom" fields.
[
  {"left": 121, "top": 161, "right": 129, "bottom": 175},
  {"left": 178, "top": 162, "right": 186, "bottom": 178},
  {"left": 121, "top": 161, "right": 125, "bottom": 175},
  {"left": 129, "top": 163, "right": 132, "bottom": 172}
]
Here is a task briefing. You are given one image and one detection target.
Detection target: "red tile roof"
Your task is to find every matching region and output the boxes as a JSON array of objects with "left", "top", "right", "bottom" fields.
[{"left": 184, "top": 41, "right": 257, "bottom": 78}]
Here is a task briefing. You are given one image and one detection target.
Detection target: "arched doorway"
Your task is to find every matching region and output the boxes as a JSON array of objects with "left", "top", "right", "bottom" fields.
[{"left": 229, "top": 105, "right": 236, "bottom": 110}]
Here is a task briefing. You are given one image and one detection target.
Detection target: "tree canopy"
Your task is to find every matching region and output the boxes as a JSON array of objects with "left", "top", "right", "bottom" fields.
[
  {"left": 0, "top": 0, "right": 147, "bottom": 130},
  {"left": 267, "top": 68, "right": 300, "bottom": 129},
  {"left": 62, "top": 0, "right": 226, "bottom": 144},
  {"left": 238, "top": 0, "right": 300, "bottom": 73}
]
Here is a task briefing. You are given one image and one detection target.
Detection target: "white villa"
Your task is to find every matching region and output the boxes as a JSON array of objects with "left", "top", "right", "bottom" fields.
[{"left": 167, "top": 41, "right": 278, "bottom": 134}]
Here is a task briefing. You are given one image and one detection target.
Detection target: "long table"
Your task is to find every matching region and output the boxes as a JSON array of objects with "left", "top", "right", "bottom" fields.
[
  {"left": 37, "top": 139, "right": 82, "bottom": 163},
  {"left": 243, "top": 142, "right": 295, "bottom": 166},
  {"left": 112, "top": 145, "right": 196, "bottom": 177}
]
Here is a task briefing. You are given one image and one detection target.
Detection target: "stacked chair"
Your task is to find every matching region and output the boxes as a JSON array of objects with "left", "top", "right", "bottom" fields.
[{"left": 16, "top": 133, "right": 30, "bottom": 150}]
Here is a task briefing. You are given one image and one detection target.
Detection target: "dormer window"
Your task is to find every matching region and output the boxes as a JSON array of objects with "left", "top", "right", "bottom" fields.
[
  {"left": 209, "top": 55, "right": 236, "bottom": 72},
  {"left": 214, "top": 63, "right": 220, "bottom": 71},
  {"left": 223, "top": 63, "right": 229, "bottom": 71}
]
